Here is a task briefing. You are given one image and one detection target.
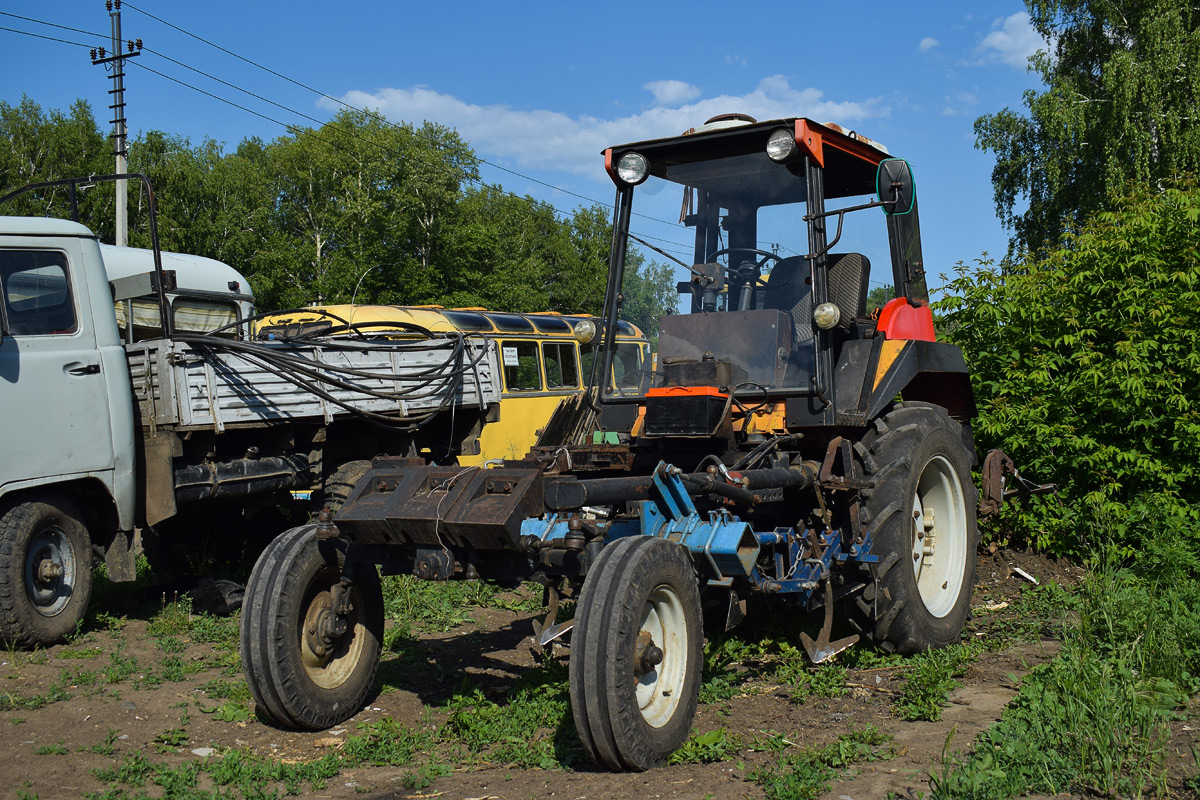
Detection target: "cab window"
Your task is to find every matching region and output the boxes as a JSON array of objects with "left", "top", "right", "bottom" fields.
[
  {"left": 501, "top": 340, "right": 542, "bottom": 391},
  {"left": 542, "top": 341, "right": 579, "bottom": 389},
  {"left": 0, "top": 250, "right": 76, "bottom": 336}
]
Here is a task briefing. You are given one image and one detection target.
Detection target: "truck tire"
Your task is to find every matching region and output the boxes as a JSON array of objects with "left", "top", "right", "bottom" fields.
[
  {"left": 0, "top": 497, "right": 93, "bottom": 647},
  {"left": 241, "top": 524, "right": 383, "bottom": 729},
  {"left": 324, "top": 460, "right": 371, "bottom": 514},
  {"left": 854, "top": 402, "right": 977, "bottom": 653},
  {"left": 570, "top": 536, "right": 702, "bottom": 771}
]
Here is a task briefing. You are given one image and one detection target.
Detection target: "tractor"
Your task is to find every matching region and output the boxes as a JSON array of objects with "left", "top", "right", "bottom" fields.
[{"left": 241, "top": 114, "right": 1007, "bottom": 771}]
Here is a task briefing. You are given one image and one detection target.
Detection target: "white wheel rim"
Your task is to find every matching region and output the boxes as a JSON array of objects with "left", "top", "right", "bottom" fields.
[
  {"left": 910, "top": 455, "right": 968, "bottom": 618},
  {"left": 635, "top": 583, "right": 688, "bottom": 728},
  {"left": 24, "top": 526, "right": 76, "bottom": 617}
]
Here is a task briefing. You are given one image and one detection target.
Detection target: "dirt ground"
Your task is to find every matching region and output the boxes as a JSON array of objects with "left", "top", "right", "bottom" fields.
[{"left": 1, "top": 549, "right": 1195, "bottom": 800}]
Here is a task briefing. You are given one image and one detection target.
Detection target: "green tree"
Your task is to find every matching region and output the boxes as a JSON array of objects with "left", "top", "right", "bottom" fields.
[
  {"left": 0, "top": 96, "right": 113, "bottom": 237},
  {"left": 975, "top": 0, "right": 1200, "bottom": 254},
  {"left": 937, "top": 183, "right": 1200, "bottom": 551},
  {"left": 619, "top": 257, "right": 677, "bottom": 345},
  {"left": 250, "top": 110, "right": 478, "bottom": 310},
  {"left": 866, "top": 283, "right": 894, "bottom": 315}
]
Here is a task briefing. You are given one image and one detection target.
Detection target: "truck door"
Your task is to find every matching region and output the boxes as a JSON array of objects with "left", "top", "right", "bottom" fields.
[{"left": 0, "top": 242, "right": 117, "bottom": 490}]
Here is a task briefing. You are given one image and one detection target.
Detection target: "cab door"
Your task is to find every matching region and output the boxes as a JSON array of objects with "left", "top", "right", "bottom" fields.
[{"left": 0, "top": 242, "right": 117, "bottom": 490}]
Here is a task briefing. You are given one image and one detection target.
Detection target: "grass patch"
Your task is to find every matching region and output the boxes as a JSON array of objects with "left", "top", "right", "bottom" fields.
[
  {"left": 381, "top": 574, "right": 499, "bottom": 634},
  {"left": 750, "top": 726, "right": 895, "bottom": 800},
  {"left": 931, "top": 499, "right": 1200, "bottom": 798},
  {"left": 698, "top": 636, "right": 755, "bottom": 704},
  {"left": 895, "top": 644, "right": 980, "bottom": 721},
  {"left": 669, "top": 728, "right": 741, "bottom": 764},
  {"left": 0, "top": 670, "right": 71, "bottom": 711},
  {"left": 440, "top": 660, "right": 577, "bottom": 768}
]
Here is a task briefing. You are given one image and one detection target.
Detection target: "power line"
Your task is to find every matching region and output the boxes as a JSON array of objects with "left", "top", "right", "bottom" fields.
[
  {"left": 0, "top": 10, "right": 107, "bottom": 40},
  {"left": 0, "top": 13, "right": 728, "bottom": 262},
  {"left": 0, "top": 24, "right": 93, "bottom": 49},
  {"left": 0, "top": 9, "right": 699, "bottom": 259}
]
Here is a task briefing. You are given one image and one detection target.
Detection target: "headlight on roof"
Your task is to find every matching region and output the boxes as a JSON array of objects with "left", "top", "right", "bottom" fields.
[
  {"left": 574, "top": 318, "right": 597, "bottom": 343},
  {"left": 616, "top": 152, "right": 650, "bottom": 185},
  {"left": 766, "top": 128, "right": 798, "bottom": 163}
]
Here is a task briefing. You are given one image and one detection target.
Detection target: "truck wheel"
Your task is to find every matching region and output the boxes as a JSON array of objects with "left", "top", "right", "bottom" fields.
[
  {"left": 855, "top": 402, "right": 978, "bottom": 653},
  {"left": 324, "top": 460, "right": 370, "bottom": 514},
  {"left": 240, "top": 524, "right": 383, "bottom": 729},
  {"left": 570, "top": 536, "right": 702, "bottom": 771},
  {"left": 0, "top": 497, "right": 93, "bottom": 647}
]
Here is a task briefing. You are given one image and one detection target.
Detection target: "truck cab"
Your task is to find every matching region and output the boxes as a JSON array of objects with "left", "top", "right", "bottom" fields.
[{"left": 0, "top": 216, "right": 255, "bottom": 645}]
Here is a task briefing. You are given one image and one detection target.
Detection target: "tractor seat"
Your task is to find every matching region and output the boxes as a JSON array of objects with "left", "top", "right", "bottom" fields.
[{"left": 762, "top": 252, "right": 871, "bottom": 343}]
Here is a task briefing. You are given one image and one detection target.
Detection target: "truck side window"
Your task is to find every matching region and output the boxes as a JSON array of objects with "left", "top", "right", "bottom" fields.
[
  {"left": 501, "top": 341, "right": 542, "bottom": 392},
  {"left": 542, "top": 342, "right": 579, "bottom": 389},
  {"left": 0, "top": 251, "right": 77, "bottom": 336}
]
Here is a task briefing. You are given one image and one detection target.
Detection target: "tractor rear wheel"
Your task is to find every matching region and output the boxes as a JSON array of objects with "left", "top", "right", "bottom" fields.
[
  {"left": 240, "top": 524, "right": 383, "bottom": 729},
  {"left": 570, "top": 536, "right": 702, "bottom": 771},
  {"left": 854, "top": 402, "right": 977, "bottom": 653}
]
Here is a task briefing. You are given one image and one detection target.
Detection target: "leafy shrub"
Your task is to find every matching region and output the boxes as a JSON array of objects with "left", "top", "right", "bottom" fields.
[{"left": 937, "top": 184, "right": 1200, "bottom": 552}]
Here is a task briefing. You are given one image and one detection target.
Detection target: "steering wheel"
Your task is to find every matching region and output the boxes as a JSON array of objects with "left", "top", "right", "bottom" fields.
[{"left": 705, "top": 247, "right": 794, "bottom": 289}]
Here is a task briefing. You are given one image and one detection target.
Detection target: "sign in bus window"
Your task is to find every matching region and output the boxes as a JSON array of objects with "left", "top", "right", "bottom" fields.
[{"left": 501, "top": 341, "right": 541, "bottom": 392}]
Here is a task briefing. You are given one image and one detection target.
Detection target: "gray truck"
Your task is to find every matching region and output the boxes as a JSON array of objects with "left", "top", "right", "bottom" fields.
[{"left": 0, "top": 174, "right": 502, "bottom": 647}]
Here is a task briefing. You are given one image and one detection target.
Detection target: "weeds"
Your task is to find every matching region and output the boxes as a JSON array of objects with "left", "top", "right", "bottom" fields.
[
  {"left": 895, "top": 644, "right": 980, "bottom": 721},
  {"left": 342, "top": 717, "right": 434, "bottom": 767},
  {"left": 750, "top": 726, "right": 894, "bottom": 800},
  {"left": 931, "top": 500, "right": 1198, "bottom": 798},
  {"left": 669, "top": 728, "right": 741, "bottom": 764},
  {"left": 84, "top": 729, "right": 120, "bottom": 756},
  {"left": 0, "top": 670, "right": 71, "bottom": 711},
  {"left": 441, "top": 661, "right": 576, "bottom": 768},
  {"left": 34, "top": 740, "right": 68, "bottom": 755},
  {"left": 699, "top": 637, "right": 753, "bottom": 703}
]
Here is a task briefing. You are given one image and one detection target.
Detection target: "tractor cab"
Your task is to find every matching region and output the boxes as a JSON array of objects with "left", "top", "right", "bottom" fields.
[{"left": 596, "top": 116, "right": 941, "bottom": 434}]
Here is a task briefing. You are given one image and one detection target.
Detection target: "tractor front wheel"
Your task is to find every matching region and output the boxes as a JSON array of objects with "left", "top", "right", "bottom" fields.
[
  {"left": 855, "top": 402, "right": 977, "bottom": 653},
  {"left": 240, "top": 525, "right": 383, "bottom": 729},
  {"left": 570, "top": 536, "right": 703, "bottom": 771}
]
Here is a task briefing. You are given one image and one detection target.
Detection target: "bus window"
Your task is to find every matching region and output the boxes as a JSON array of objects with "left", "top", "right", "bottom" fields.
[
  {"left": 543, "top": 341, "right": 579, "bottom": 389},
  {"left": 501, "top": 340, "right": 542, "bottom": 392},
  {"left": 581, "top": 341, "right": 651, "bottom": 395}
]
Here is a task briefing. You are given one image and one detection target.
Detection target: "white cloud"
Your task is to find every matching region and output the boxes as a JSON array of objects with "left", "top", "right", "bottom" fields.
[
  {"left": 978, "top": 12, "right": 1045, "bottom": 68},
  {"left": 329, "top": 76, "right": 888, "bottom": 176},
  {"left": 643, "top": 80, "right": 702, "bottom": 107},
  {"left": 941, "top": 90, "right": 980, "bottom": 117},
  {"left": 918, "top": 37, "right": 940, "bottom": 52}
]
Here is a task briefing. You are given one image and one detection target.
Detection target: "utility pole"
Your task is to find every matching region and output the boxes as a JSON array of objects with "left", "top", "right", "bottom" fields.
[{"left": 90, "top": 0, "right": 141, "bottom": 247}]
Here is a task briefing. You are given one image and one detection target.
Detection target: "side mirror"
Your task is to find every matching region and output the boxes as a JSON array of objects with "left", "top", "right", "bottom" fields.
[{"left": 877, "top": 158, "right": 915, "bottom": 216}]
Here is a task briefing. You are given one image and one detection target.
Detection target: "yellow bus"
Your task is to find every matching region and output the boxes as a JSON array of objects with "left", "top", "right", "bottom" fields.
[{"left": 256, "top": 304, "right": 652, "bottom": 464}]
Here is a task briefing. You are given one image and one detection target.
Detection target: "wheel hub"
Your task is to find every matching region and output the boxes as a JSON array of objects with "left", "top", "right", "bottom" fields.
[
  {"left": 36, "top": 558, "right": 64, "bottom": 584},
  {"left": 303, "top": 591, "right": 350, "bottom": 658},
  {"left": 635, "top": 629, "right": 664, "bottom": 675},
  {"left": 23, "top": 526, "right": 77, "bottom": 616}
]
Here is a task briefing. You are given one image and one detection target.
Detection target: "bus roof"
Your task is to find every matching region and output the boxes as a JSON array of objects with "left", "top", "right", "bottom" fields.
[{"left": 258, "top": 304, "right": 646, "bottom": 340}]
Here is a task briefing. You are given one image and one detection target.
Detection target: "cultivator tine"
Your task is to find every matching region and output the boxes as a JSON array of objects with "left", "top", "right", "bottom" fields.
[
  {"left": 799, "top": 580, "right": 859, "bottom": 663},
  {"left": 532, "top": 583, "right": 571, "bottom": 652}
]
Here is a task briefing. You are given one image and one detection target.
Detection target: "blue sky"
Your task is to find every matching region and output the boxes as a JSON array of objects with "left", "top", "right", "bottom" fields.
[{"left": 0, "top": 1, "right": 1045, "bottom": 297}]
